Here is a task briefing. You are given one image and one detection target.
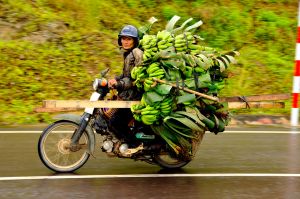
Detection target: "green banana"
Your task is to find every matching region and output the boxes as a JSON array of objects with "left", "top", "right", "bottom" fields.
[
  {"left": 158, "top": 44, "right": 169, "bottom": 50},
  {"left": 141, "top": 110, "right": 160, "bottom": 115},
  {"left": 141, "top": 114, "right": 157, "bottom": 121},
  {"left": 142, "top": 105, "right": 155, "bottom": 111},
  {"left": 160, "top": 104, "right": 172, "bottom": 110},
  {"left": 158, "top": 40, "right": 167, "bottom": 46},
  {"left": 147, "top": 66, "right": 160, "bottom": 74},
  {"left": 175, "top": 43, "right": 186, "bottom": 48},
  {"left": 175, "top": 34, "right": 184, "bottom": 40},
  {"left": 143, "top": 44, "right": 152, "bottom": 49},
  {"left": 149, "top": 71, "right": 165, "bottom": 77}
]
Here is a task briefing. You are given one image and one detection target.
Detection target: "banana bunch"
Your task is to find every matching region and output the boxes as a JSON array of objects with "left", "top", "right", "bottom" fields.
[
  {"left": 190, "top": 45, "right": 216, "bottom": 55},
  {"left": 146, "top": 62, "right": 165, "bottom": 78},
  {"left": 140, "top": 35, "right": 158, "bottom": 60},
  {"left": 140, "top": 105, "right": 160, "bottom": 125},
  {"left": 131, "top": 66, "right": 148, "bottom": 89},
  {"left": 143, "top": 78, "right": 157, "bottom": 91},
  {"left": 130, "top": 104, "right": 145, "bottom": 122},
  {"left": 160, "top": 97, "right": 174, "bottom": 117},
  {"left": 156, "top": 30, "right": 174, "bottom": 51},
  {"left": 174, "top": 32, "right": 194, "bottom": 52},
  {"left": 180, "top": 53, "right": 214, "bottom": 74}
]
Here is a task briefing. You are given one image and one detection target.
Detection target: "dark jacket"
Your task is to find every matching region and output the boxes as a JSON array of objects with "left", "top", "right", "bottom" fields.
[{"left": 116, "top": 48, "right": 143, "bottom": 100}]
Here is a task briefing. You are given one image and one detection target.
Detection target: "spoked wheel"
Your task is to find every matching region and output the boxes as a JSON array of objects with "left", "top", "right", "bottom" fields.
[
  {"left": 38, "top": 121, "right": 90, "bottom": 173},
  {"left": 153, "top": 151, "right": 190, "bottom": 169}
]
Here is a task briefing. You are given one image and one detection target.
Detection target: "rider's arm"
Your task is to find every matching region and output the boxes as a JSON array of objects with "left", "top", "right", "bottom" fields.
[{"left": 115, "top": 48, "right": 143, "bottom": 91}]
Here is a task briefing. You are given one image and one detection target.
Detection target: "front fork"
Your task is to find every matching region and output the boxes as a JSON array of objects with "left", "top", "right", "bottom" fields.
[
  {"left": 70, "top": 92, "right": 101, "bottom": 147},
  {"left": 71, "top": 112, "right": 91, "bottom": 145}
]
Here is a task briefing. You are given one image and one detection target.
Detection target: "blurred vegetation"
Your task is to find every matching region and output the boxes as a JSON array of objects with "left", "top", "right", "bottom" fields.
[{"left": 0, "top": 0, "right": 297, "bottom": 125}]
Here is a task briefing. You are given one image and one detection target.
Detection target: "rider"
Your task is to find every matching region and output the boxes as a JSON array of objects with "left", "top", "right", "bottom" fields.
[{"left": 106, "top": 25, "right": 143, "bottom": 141}]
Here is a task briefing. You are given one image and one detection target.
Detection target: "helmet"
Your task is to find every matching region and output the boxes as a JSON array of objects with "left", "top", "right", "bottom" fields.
[{"left": 118, "top": 25, "right": 139, "bottom": 47}]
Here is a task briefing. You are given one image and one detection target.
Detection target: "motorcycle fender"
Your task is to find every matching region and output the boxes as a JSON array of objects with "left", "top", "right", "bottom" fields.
[{"left": 54, "top": 114, "right": 95, "bottom": 154}]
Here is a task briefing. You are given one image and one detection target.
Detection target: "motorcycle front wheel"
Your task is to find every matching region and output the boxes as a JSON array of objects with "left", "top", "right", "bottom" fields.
[{"left": 38, "top": 121, "right": 90, "bottom": 173}]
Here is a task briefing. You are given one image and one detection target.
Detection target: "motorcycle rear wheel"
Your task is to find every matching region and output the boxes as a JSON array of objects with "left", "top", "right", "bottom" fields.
[
  {"left": 38, "top": 121, "right": 90, "bottom": 173},
  {"left": 153, "top": 151, "right": 190, "bottom": 169}
]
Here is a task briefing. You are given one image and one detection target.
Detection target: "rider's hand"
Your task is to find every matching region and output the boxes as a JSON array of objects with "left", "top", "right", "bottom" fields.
[{"left": 108, "top": 79, "right": 118, "bottom": 88}]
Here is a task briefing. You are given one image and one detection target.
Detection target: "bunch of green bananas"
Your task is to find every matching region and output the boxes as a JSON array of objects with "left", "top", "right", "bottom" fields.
[
  {"left": 174, "top": 32, "right": 194, "bottom": 52},
  {"left": 190, "top": 45, "right": 216, "bottom": 55},
  {"left": 180, "top": 53, "right": 214, "bottom": 75},
  {"left": 131, "top": 66, "right": 148, "bottom": 89},
  {"left": 160, "top": 97, "right": 173, "bottom": 117},
  {"left": 140, "top": 105, "right": 160, "bottom": 125},
  {"left": 130, "top": 104, "right": 145, "bottom": 122},
  {"left": 156, "top": 30, "right": 174, "bottom": 51},
  {"left": 140, "top": 35, "right": 158, "bottom": 60},
  {"left": 146, "top": 62, "right": 165, "bottom": 79},
  {"left": 143, "top": 78, "right": 157, "bottom": 91}
]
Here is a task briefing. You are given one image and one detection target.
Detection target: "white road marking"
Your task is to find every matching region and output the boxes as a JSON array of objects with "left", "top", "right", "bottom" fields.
[
  {"left": 0, "top": 130, "right": 299, "bottom": 134},
  {"left": 0, "top": 173, "right": 299, "bottom": 181}
]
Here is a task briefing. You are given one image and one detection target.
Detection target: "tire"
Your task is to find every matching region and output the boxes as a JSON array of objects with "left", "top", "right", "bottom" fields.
[
  {"left": 38, "top": 121, "right": 90, "bottom": 173},
  {"left": 153, "top": 151, "right": 190, "bottom": 169}
]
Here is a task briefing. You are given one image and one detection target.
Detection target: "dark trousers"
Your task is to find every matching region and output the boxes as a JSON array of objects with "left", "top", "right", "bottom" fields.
[{"left": 108, "top": 108, "right": 134, "bottom": 141}]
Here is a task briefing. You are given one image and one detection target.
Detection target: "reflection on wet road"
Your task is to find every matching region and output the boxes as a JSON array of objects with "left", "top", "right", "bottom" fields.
[{"left": 0, "top": 127, "right": 299, "bottom": 198}]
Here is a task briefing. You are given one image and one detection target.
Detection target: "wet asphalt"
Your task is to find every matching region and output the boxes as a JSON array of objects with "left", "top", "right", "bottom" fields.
[{"left": 0, "top": 126, "right": 299, "bottom": 199}]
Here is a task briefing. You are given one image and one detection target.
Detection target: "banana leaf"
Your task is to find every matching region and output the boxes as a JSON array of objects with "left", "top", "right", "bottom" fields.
[
  {"left": 164, "top": 115, "right": 204, "bottom": 132},
  {"left": 223, "top": 54, "right": 237, "bottom": 64},
  {"left": 172, "top": 18, "right": 193, "bottom": 34},
  {"left": 151, "top": 124, "right": 181, "bottom": 154},
  {"left": 177, "top": 93, "right": 196, "bottom": 104},
  {"left": 161, "top": 59, "right": 180, "bottom": 69},
  {"left": 143, "top": 91, "right": 164, "bottom": 105},
  {"left": 216, "top": 59, "right": 226, "bottom": 72},
  {"left": 187, "top": 107, "right": 215, "bottom": 130},
  {"left": 184, "top": 20, "right": 203, "bottom": 32},
  {"left": 173, "top": 111, "right": 206, "bottom": 128},
  {"left": 197, "top": 54, "right": 212, "bottom": 70},
  {"left": 184, "top": 79, "right": 209, "bottom": 89},
  {"left": 164, "top": 122, "right": 195, "bottom": 138},
  {"left": 165, "top": 15, "right": 181, "bottom": 32},
  {"left": 220, "top": 55, "right": 230, "bottom": 67},
  {"left": 154, "top": 84, "right": 172, "bottom": 95},
  {"left": 184, "top": 72, "right": 212, "bottom": 88},
  {"left": 138, "top": 17, "right": 158, "bottom": 38},
  {"left": 159, "top": 50, "right": 178, "bottom": 59}
]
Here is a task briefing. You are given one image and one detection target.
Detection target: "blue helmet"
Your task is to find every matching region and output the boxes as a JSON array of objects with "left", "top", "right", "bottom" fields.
[{"left": 118, "top": 25, "right": 139, "bottom": 47}]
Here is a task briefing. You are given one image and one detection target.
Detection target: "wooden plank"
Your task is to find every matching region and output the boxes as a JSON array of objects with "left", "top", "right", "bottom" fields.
[
  {"left": 35, "top": 107, "right": 81, "bottom": 113},
  {"left": 37, "top": 100, "right": 285, "bottom": 113},
  {"left": 220, "top": 93, "right": 290, "bottom": 102},
  {"left": 43, "top": 100, "right": 141, "bottom": 109},
  {"left": 228, "top": 102, "right": 285, "bottom": 109}
]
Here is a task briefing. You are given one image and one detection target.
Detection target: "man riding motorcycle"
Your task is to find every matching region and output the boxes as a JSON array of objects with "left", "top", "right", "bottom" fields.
[{"left": 105, "top": 25, "right": 143, "bottom": 141}]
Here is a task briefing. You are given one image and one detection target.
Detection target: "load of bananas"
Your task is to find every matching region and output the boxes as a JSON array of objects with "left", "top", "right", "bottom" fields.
[
  {"left": 130, "top": 15, "right": 240, "bottom": 157},
  {"left": 130, "top": 15, "right": 241, "bottom": 158}
]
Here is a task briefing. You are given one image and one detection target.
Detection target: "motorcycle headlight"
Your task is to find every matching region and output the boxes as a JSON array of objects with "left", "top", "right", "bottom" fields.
[{"left": 93, "top": 79, "right": 100, "bottom": 91}]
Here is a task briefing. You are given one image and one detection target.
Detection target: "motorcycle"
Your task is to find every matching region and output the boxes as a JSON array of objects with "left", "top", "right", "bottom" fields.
[{"left": 37, "top": 69, "right": 205, "bottom": 172}]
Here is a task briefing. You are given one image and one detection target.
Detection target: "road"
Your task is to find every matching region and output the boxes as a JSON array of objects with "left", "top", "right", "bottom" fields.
[{"left": 0, "top": 126, "right": 299, "bottom": 199}]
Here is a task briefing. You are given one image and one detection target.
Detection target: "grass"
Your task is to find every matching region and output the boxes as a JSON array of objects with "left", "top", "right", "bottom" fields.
[{"left": 0, "top": 0, "right": 297, "bottom": 125}]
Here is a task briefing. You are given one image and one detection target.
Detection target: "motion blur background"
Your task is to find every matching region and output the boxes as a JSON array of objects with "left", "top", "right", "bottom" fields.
[{"left": 0, "top": 0, "right": 297, "bottom": 125}]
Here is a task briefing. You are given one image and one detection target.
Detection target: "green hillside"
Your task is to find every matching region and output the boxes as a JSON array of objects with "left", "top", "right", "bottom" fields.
[{"left": 0, "top": 0, "right": 298, "bottom": 125}]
